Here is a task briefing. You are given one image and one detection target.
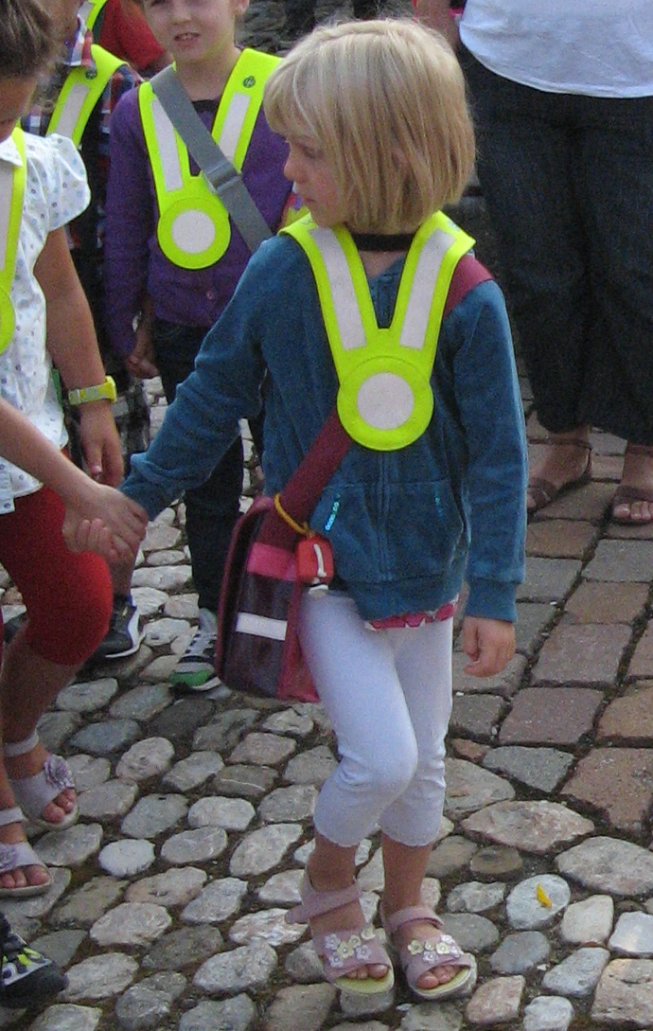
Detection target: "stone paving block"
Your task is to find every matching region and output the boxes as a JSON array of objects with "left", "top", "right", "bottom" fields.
[
  {"left": 563, "top": 581, "right": 649, "bottom": 624},
  {"left": 452, "top": 652, "right": 527, "bottom": 698},
  {"left": 526, "top": 519, "right": 598, "bottom": 559},
  {"left": 607, "top": 518, "right": 653, "bottom": 540},
  {"left": 597, "top": 687, "right": 653, "bottom": 744},
  {"left": 498, "top": 687, "right": 603, "bottom": 746},
  {"left": 516, "top": 557, "right": 581, "bottom": 603},
  {"left": 592, "top": 958, "right": 653, "bottom": 1028},
  {"left": 584, "top": 539, "right": 653, "bottom": 582},
  {"left": 628, "top": 624, "right": 653, "bottom": 681},
  {"left": 561, "top": 748, "right": 653, "bottom": 834},
  {"left": 515, "top": 602, "right": 558, "bottom": 656},
  {"left": 532, "top": 623, "right": 630, "bottom": 686},
  {"left": 450, "top": 694, "right": 506, "bottom": 742},
  {"left": 482, "top": 746, "right": 574, "bottom": 793}
]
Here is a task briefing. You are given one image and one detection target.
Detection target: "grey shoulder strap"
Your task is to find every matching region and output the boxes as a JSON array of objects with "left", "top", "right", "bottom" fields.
[{"left": 150, "top": 65, "right": 272, "bottom": 253}]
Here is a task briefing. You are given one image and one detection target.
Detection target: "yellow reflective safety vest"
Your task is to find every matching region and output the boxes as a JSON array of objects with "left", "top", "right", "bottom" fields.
[
  {"left": 282, "top": 212, "right": 474, "bottom": 451},
  {"left": 79, "top": 0, "right": 109, "bottom": 36},
  {"left": 0, "top": 129, "right": 26, "bottom": 355},
  {"left": 138, "top": 48, "right": 280, "bottom": 270},
  {"left": 46, "top": 45, "right": 124, "bottom": 148}
]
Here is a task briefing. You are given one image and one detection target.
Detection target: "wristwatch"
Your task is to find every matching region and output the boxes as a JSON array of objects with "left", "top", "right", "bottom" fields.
[{"left": 67, "top": 375, "right": 117, "bottom": 406}]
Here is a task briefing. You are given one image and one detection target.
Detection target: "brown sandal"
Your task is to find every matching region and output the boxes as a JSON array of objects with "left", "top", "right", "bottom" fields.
[
  {"left": 612, "top": 444, "right": 653, "bottom": 524},
  {"left": 527, "top": 438, "right": 592, "bottom": 515}
]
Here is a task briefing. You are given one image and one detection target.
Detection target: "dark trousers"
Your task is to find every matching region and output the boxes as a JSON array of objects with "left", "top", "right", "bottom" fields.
[
  {"left": 462, "top": 49, "right": 653, "bottom": 444},
  {"left": 153, "top": 320, "right": 243, "bottom": 613}
]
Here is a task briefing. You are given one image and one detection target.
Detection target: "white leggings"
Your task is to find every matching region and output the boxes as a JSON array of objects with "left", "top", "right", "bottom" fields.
[{"left": 298, "top": 589, "right": 453, "bottom": 849}]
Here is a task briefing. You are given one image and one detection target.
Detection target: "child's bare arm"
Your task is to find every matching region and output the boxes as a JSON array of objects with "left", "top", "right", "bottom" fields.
[
  {"left": 35, "top": 228, "right": 124, "bottom": 487},
  {"left": 0, "top": 398, "right": 146, "bottom": 560},
  {"left": 462, "top": 616, "right": 516, "bottom": 677}
]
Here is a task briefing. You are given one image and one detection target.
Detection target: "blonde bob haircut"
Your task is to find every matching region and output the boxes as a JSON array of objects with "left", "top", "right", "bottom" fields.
[{"left": 264, "top": 18, "right": 476, "bottom": 234}]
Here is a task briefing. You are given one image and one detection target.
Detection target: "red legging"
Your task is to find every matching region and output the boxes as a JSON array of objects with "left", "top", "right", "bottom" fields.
[{"left": 0, "top": 487, "right": 112, "bottom": 666}]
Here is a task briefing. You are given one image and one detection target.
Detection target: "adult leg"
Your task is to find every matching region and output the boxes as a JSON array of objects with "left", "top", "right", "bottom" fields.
[
  {"left": 572, "top": 93, "right": 653, "bottom": 521},
  {"left": 462, "top": 52, "right": 594, "bottom": 509},
  {"left": 0, "top": 488, "right": 111, "bottom": 891}
]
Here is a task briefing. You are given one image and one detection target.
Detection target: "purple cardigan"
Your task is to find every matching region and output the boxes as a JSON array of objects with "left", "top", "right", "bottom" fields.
[{"left": 104, "top": 86, "right": 293, "bottom": 357}]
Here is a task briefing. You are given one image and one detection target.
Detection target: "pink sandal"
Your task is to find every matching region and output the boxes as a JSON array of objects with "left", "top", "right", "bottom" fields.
[
  {"left": 5, "top": 732, "right": 78, "bottom": 832},
  {"left": 382, "top": 905, "right": 472, "bottom": 1000},
  {"left": 0, "top": 807, "right": 52, "bottom": 898},
  {"left": 285, "top": 873, "right": 394, "bottom": 995}
]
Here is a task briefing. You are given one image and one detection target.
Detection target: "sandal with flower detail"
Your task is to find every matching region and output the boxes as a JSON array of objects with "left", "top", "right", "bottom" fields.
[
  {"left": 382, "top": 905, "right": 472, "bottom": 1000},
  {"left": 5, "top": 732, "right": 78, "bottom": 832},
  {"left": 285, "top": 873, "right": 394, "bottom": 995},
  {"left": 0, "top": 807, "right": 52, "bottom": 898}
]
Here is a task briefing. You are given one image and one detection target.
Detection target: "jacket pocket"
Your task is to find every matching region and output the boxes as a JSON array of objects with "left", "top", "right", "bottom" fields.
[{"left": 313, "top": 478, "right": 466, "bottom": 584}]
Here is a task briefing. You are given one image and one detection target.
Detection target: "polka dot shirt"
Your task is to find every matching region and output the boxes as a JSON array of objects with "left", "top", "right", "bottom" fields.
[{"left": 0, "top": 132, "right": 89, "bottom": 513}]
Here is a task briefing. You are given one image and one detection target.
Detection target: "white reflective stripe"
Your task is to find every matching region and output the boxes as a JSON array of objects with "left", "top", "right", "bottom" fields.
[
  {"left": 218, "top": 93, "right": 251, "bottom": 163},
  {"left": 0, "top": 164, "right": 12, "bottom": 276},
  {"left": 153, "top": 97, "right": 184, "bottom": 192},
  {"left": 314, "top": 228, "right": 366, "bottom": 350},
  {"left": 52, "top": 82, "right": 91, "bottom": 141},
  {"left": 400, "top": 229, "right": 450, "bottom": 350},
  {"left": 79, "top": 1, "right": 94, "bottom": 21},
  {"left": 236, "top": 612, "right": 287, "bottom": 641}
]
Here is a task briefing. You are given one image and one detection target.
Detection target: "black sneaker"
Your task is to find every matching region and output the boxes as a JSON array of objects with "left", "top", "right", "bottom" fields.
[
  {"left": 0, "top": 915, "right": 68, "bottom": 1009},
  {"left": 90, "top": 594, "right": 143, "bottom": 663}
]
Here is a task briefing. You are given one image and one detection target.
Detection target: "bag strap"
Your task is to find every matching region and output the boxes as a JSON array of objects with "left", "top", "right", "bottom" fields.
[
  {"left": 261, "top": 252, "right": 493, "bottom": 547},
  {"left": 150, "top": 65, "right": 272, "bottom": 253}
]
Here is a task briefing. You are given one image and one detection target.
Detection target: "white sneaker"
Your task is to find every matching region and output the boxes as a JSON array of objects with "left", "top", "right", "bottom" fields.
[{"left": 171, "top": 608, "right": 219, "bottom": 692}]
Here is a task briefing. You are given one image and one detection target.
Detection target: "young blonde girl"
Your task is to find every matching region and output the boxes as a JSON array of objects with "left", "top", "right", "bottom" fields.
[{"left": 79, "top": 18, "right": 527, "bottom": 998}]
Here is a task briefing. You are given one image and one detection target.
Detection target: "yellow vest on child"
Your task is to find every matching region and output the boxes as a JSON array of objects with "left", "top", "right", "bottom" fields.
[
  {"left": 79, "top": 0, "right": 109, "bottom": 34},
  {"left": 138, "top": 48, "right": 280, "bottom": 270},
  {"left": 46, "top": 45, "right": 125, "bottom": 147},
  {"left": 0, "top": 128, "right": 26, "bottom": 353},
  {"left": 281, "top": 213, "right": 474, "bottom": 451}
]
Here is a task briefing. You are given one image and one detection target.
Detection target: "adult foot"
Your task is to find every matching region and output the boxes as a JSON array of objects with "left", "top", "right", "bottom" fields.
[
  {"left": 527, "top": 432, "right": 592, "bottom": 515},
  {"left": 612, "top": 444, "right": 653, "bottom": 524}
]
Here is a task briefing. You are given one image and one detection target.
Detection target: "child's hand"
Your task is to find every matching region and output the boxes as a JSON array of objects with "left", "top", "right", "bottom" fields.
[
  {"left": 462, "top": 616, "right": 515, "bottom": 677},
  {"left": 62, "top": 483, "right": 148, "bottom": 561},
  {"left": 63, "top": 513, "right": 134, "bottom": 564},
  {"left": 79, "top": 403, "right": 125, "bottom": 486},
  {"left": 125, "top": 320, "right": 159, "bottom": 380}
]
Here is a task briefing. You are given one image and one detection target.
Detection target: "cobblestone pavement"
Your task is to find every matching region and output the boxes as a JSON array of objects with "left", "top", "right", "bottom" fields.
[{"left": 4, "top": 5, "right": 653, "bottom": 1031}]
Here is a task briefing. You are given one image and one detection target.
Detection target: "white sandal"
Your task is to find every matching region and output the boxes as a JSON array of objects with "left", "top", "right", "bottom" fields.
[
  {"left": 5, "top": 732, "right": 78, "bottom": 832},
  {"left": 0, "top": 807, "right": 52, "bottom": 898}
]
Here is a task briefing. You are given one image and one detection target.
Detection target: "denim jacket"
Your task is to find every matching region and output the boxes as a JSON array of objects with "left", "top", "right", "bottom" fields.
[{"left": 122, "top": 230, "right": 527, "bottom": 622}]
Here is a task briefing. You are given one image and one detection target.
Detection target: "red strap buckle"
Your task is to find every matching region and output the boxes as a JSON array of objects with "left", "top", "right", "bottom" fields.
[{"left": 296, "top": 536, "right": 334, "bottom": 585}]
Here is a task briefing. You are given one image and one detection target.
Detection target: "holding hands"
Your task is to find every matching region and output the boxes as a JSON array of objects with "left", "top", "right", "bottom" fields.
[{"left": 61, "top": 480, "right": 148, "bottom": 564}]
